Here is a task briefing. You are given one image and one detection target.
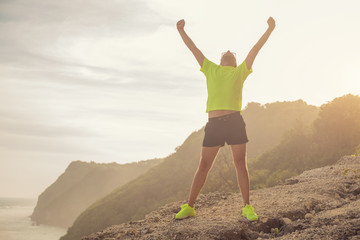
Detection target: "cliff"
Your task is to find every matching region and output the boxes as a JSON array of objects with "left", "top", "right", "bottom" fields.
[
  {"left": 31, "top": 158, "right": 163, "bottom": 227},
  {"left": 82, "top": 155, "right": 360, "bottom": 240}
]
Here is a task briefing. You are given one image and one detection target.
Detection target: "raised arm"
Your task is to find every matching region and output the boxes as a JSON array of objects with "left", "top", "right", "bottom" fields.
[
  {"left": 177, "top": 19, "right": 205, "bottom": 67},
  {"left": 245, "top": 17, "right": 276, "bottom": 70}
]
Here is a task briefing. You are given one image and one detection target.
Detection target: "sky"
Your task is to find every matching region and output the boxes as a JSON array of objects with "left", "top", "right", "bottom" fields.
[{"left": 0, "top": 0, "right": 359, "bottom": 198}]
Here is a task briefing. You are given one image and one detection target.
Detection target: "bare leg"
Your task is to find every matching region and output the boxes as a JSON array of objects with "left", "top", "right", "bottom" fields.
[
  {"left": 187, "top": 145, "right": 221, "bottom": 207},
  {"left": 230, "top": 143, "right": 250, "bottom": 205}
]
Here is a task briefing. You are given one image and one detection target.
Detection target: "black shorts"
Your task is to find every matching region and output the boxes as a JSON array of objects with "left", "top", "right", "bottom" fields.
[{"left": 202, "top": 111, "right": 249, "bottom": 147}]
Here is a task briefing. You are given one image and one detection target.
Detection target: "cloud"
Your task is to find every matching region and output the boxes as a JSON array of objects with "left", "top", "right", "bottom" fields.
[
  {"left": 0, "top": 0, "right": 173, "bottom": 75},
  {"left": 0, "top": 133, "right": 104, "bottom": 155},
  {"left": 1, "top": 44, "right": 203, "bottom": 96},
  {"left": 0, "top": 113, "right": 99, "bottom": 138},
  {"left": 0, "top": 0, "right": 195, "bottom": 94},
  {"left": 0, "top": 105, "right": 105, "bottom": 155},
  {"left": 0, "top": 0, "right": 170, "bottom": 37}
]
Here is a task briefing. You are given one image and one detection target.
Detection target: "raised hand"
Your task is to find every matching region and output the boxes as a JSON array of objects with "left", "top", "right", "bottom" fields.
[
  {"left": 245, "top": 16, "right": 276, "bottom": 69},
  {"left": 267, "top": 17, "right": 276, "bottom": 30},
  {"left": 177, "top": 19, "right": 185, "bottom": 30}
]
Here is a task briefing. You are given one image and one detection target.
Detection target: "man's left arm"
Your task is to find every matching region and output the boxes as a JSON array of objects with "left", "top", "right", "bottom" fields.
[{"left": 245, "top": 17, "right": 276, "bottom": 70}]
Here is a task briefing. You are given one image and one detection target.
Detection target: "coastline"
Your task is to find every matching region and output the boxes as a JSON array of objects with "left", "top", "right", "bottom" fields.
[{"left": 0, "top": 197, "right": 66, "bottom": 240}]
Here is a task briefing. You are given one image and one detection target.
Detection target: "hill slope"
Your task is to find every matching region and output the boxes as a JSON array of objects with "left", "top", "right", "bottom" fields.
[
  {"left": 82, "top": 155, "right": 360, "bottom": 240},
  {"left": 242, "top": 100, "right": 319, "bottom": 158},
  {"left": 31, "top": 158, "right": 163, "bottom": 227},
  {"left": 59, "top": 100, "right": 319, "bottom": 240}
]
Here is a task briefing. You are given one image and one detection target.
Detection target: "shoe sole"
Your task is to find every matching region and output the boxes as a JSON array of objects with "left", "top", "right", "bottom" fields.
[
  {"left": 175, "top": 213, "right": 195, "bottom": 220},
  {"left": 239, "top": 216, "right": 258, "bottom": 222},
  {"left": 175, "top": 215, "right": 194, "bottom": 220},
  {"left": 242, "top": 213, "right": 258, "bottom": 221}
]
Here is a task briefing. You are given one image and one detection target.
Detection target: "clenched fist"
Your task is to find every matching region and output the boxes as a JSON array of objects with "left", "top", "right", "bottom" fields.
[
  {"left": 267, "top": 17, "right": 276, "bottom": 30},
  {"left": 177, "top": 19, "right": 185, "bottom": 29}
]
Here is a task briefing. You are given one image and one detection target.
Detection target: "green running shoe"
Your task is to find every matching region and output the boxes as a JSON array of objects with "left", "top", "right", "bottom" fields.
[
  {"left": 242, "top": 204, "right": 258, "bottom": 221},
  {"left": 175, "top": 203, "right": 195, "bottom": 219}
]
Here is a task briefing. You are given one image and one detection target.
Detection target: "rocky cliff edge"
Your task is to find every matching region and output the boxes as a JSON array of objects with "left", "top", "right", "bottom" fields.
[{"left": 82, "top": 155, "right": 360, "bottom": 240}]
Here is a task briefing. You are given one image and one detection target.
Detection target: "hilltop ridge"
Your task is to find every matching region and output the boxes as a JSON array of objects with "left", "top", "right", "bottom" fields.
[
  {"left": 82, "top": 155, "right": 360, "bottom": 240},
  {"left": 31, "top": 158, "right": 163, "bottom": 227}
]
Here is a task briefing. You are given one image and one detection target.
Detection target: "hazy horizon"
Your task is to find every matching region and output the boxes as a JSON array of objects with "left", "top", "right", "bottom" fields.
[{"left": 1, "top": 0, "right": 360, "bottom": 198}]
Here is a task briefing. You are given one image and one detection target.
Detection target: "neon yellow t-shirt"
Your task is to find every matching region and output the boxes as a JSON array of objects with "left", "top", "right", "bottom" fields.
[{"left": 200, "top": 57, "right": 253, "bottom": 113}]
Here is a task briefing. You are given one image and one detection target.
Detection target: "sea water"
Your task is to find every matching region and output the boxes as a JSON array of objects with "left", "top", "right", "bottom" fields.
[{"left": 0, "top": 198, "right": 67, "bottom": 240}]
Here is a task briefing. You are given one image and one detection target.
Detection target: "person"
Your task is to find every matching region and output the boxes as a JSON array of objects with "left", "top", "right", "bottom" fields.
[{"left": 174, "top": 17, "right": 276, "bottom": 221}]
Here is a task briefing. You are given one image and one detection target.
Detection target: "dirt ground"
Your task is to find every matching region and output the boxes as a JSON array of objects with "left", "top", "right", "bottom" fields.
[{"left": 82, "top": 155, "right": 360, "bottom": 240}]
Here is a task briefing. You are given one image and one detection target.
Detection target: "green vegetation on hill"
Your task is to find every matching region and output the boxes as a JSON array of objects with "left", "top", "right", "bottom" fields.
[
  {"left": 249, "top": 94, "right": 360, "bottom": 188},
  {"left": 59, "top": 100, "right": 320, "bottom": 240},
  {"left": 31, "top": 158, "right": 163, "bottom": 227},
  {"left": 243, "top": 99, "right": 319, "bottom": 158}
]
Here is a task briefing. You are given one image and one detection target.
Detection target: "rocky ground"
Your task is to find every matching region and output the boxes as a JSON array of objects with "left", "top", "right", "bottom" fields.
[{"left": 82, "top": 155, "right": 360, "bottom": 240}]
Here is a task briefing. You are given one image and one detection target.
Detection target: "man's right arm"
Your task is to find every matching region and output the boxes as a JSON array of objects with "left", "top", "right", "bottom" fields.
[{"left": 177, "top": 19, "right": 205, "bottom": 67}]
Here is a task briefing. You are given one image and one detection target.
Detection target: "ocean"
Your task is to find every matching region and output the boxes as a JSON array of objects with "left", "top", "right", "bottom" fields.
[{"left": 0, "top": 198, "right": 67, "bottom": 240}]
